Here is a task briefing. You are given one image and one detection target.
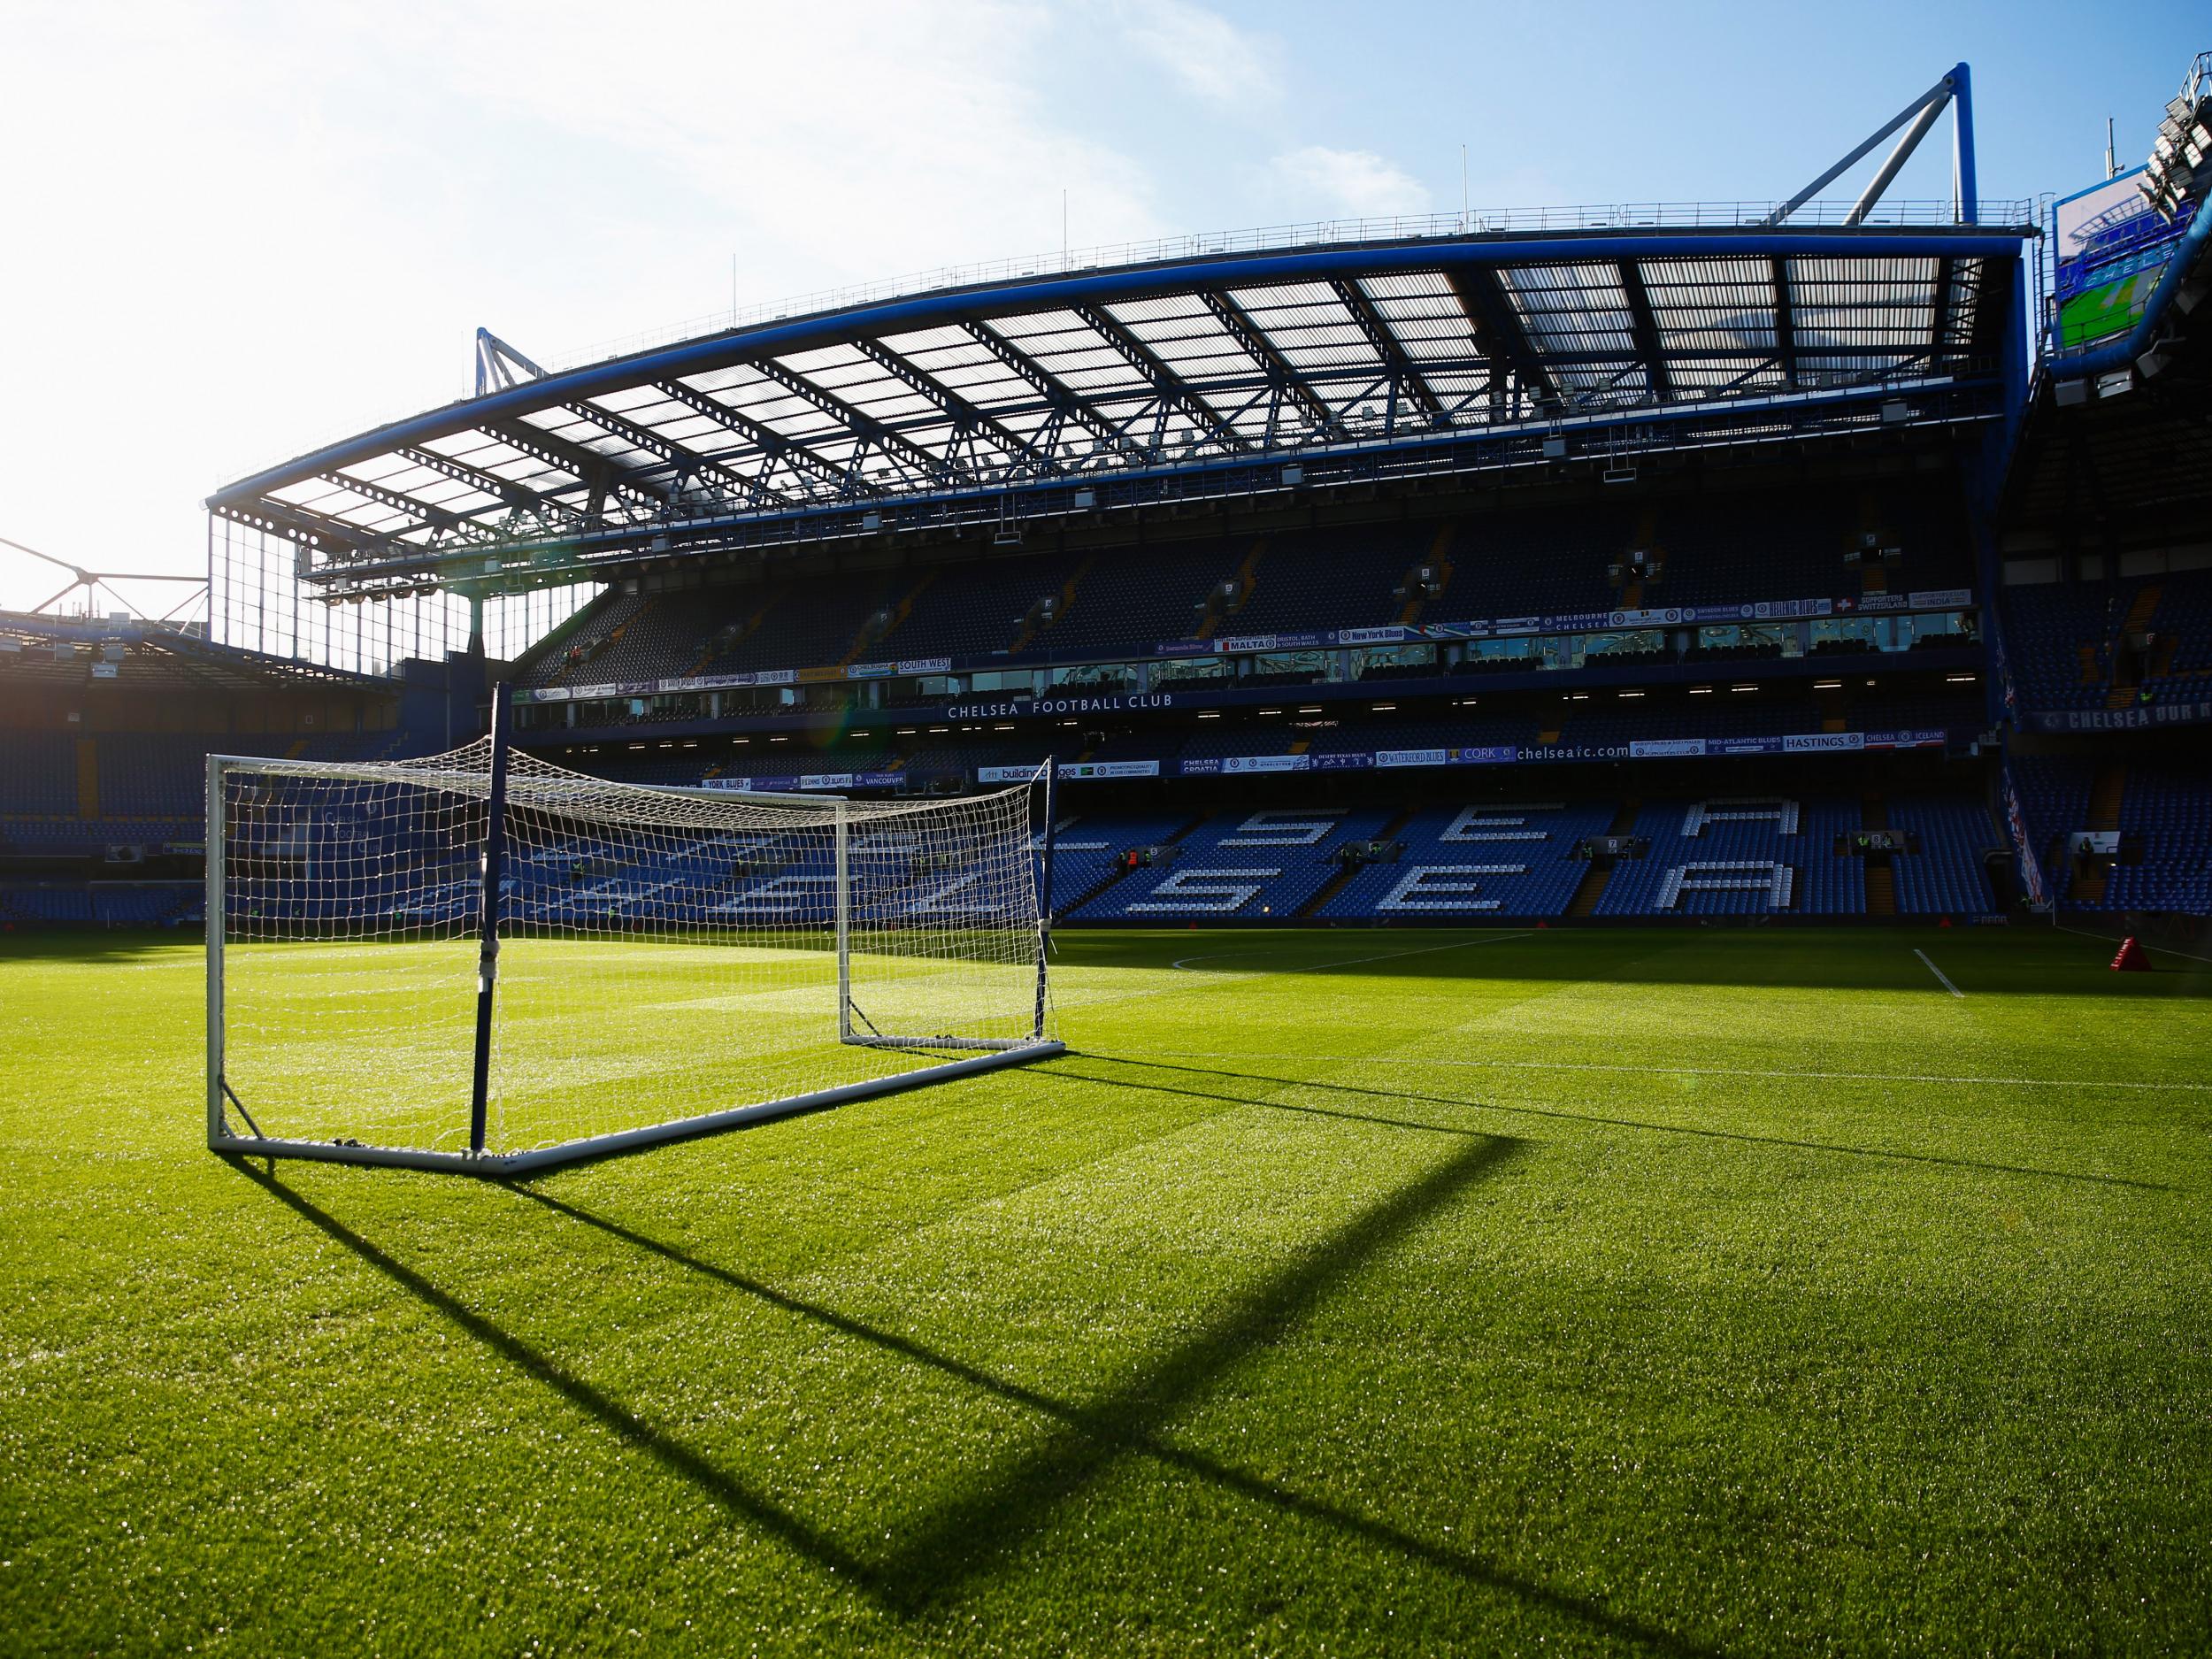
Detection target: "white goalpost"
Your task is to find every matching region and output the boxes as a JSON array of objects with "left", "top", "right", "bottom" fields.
[{"left": 205, "top": 708, "right": 1063, "bottom": 1175}]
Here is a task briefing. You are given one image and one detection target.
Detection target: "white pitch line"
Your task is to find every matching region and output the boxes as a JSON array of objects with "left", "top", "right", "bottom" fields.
[
  {"left": 1914, "top": 948, "right": 1965, "bottom": 999},
  {"left": 1133, "top": 1048, "right": 2212, "bottom": 1093}
]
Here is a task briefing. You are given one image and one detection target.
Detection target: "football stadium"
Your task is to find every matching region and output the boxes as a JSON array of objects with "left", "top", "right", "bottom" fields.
[{"left": 6, "top": 27, "right": 2212, "bottom": 1655}]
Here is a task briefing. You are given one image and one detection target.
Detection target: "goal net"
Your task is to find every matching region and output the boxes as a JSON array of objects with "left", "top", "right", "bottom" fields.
[{"left": 206, "top": 738, "right": 1061, "bottom": 1173}]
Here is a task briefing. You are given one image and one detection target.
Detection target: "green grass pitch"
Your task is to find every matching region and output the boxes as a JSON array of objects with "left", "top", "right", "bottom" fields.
[{"left": 4, "top": 925, "right": 2209, "bottom": 1655}]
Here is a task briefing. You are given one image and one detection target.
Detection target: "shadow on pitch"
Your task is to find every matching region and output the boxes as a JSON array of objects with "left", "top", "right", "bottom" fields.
[
  {"left": 1051, "top": 1057, "right": 2175, "bottom": 1194},
  {"left": 227, "top": 1158, "right": 879, "bottom": 1589},
  {"left": 510, "top": 1145, "right": 1717, "bottom": 1656},
  {"left": 233, "top": 1136, "right": 1717, "bottom": 1655}
]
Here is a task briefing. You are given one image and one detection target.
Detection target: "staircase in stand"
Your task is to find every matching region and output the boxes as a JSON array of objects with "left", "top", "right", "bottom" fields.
[
  {"left": 2069, "top": 764, "right": 2127, "bottom": 905},
  {"left": 1010, "top": 556, "right": 1094, "bottom": 654},
  {"left": 1062, "top": 811, "right": 1212, "bottom": 914},
  {"left": 1396, "top": 526, "right": 1455, "bottom": 626},
  {"left": 1298, "top": 808, "right": 1412, "bottom": 918},
  {"left": 1861, "top": 795, "right": 1896, "bottom": 917},
  {"left": 2105, "top": 583, "right": 2165, "bottom": 709},
  {"left": 1566, "top": 800, "right": 1637, "bottom": 918}
]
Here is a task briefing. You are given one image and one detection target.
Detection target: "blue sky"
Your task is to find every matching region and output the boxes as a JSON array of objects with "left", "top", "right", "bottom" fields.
[{"left": 0, "top": 0, "right": 2200, "bottom": 612}]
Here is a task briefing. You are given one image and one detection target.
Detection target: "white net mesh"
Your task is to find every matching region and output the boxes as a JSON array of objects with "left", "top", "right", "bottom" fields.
[{"left": 214, "top": 739, "right": 1052, "bottom": 1157}]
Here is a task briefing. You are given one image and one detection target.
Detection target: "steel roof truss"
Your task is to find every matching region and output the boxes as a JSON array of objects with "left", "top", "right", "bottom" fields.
[
  {"left": 1070, "top": 303, "right": 1244, "bottom": 455},
  {"left": 1330, "top": 280, "right": 1448, "bottom": 422},
  {"left": 747, "top": 357, "right": 956, "bottom": 488},
  {"left": 317, "top": 471, "right": 469, "bottom": 539},
  {"left": 1198, "top": 291, "right": 1333, "bottom": 432},
  {"left": 1617, "top": 263, "right": 1671, "bottom": 402},
  {"left": 1443, "top": 268, "right": 1556, "bottom": 418},
  {"left": 560, "top": 400, "right": 787, "bottom": 511},
  {"left": 962, "top": 319, "right": 1131, "bottom": 459},
  {"left": 487, "top": 418, "right": 668, "bottom": 519},
  {"left": 649, "top": 380, "right": 856, "bottom": 501},
  {"left": 850, "top": 337, "right": 1059, "bottom": 480}
]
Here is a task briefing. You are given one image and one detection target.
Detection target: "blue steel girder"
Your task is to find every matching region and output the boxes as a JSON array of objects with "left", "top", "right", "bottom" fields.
[
  {"left": 398, "top": 445, "right": 568, "bottom": 520},
  {"left": 1617, "top": 261, "right": 1672, "bottom": 402},
  {"left": 743, "top": 355, "right": 955, "bottom": 490},
  {"left": 961, "top": 319, "right": 1128, "bottom": 459},
  {"left": 849, "top": 336, "right": 1062, "bottom": 480},
  {"left": 1199, "top": 290, "right": 1335, "bottom": 430},
  {"left": 484, "top": 417, "right": 669, "bottom": 517},
  {"left": 647, "top": 379, "right": 856, "bottom": 501},
  {"left": 316, "top": 471, "right": 470, "bottom": 537},
  {"left": 558, "top": 398, "right": 788, "bottom": 511},
  {"left": 1770, "top": 257, "right": 1800, "bottom": 388},
  {"left": 1328, "top": 278, "right": 1450, "bottom": 421},
  {"left": 1068, "top": 303, "right": 1247, "bottom": 457},
  {"left": 1442, "top": 265, "right": 1559, "bottom": 416}
]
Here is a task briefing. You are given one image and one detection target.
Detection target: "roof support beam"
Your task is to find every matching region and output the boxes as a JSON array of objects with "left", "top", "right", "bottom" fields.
[
  {"left": 1200, "top": 291, "right": 1333, "bottom": 428},
  {"left": 1443, "top": 268, "right": 1559, "bottom": 416},
  {"left": 560, "top": 400, "right": 792, "bottom": 511},
  {"left": 397, "top": 446, "right": 562, "bottom": 518},
  {"left": 1764, "top": 67, "right": 1960, "bottom": 227},
  {"left": 212, "top": 499, "right": 386, "bottom": 564},
  {"left": 850, "top": 338, "right": 1061, "bottom": 479},
  {"left": 1617, "top": 261, "right": 1671, "bottom": 402},
  {"left": 1071, "top": 303, "right": 1244, "bottom": 456},
  {"left": 1327, "top": 280, "right": 1449, "bottom": 420},
  {"left": 649, "top": 380, "right": 858, "bottom": 500},
  {"left": 316, "top": 472, "right": 469, "bottom": 537},
  {"left": 483, "top": 419, "right": 669, "bottom": 518},
  {"left": 744, "top": 357, "right": 956, "bottom": 490},
  {"left": 1770, "top": 257, "right": 1799, "bottom": 388},
  {"left": 964, "top": 320, "right": 1149, "bottom": 461},
  {"left": 1928, "top": 254, "right": 1957, "bottom": 363}
]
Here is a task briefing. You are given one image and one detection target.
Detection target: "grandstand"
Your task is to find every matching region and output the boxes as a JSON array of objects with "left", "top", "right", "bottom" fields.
[{"left": 5, "top": 109, "right": 2203, "bottom": 938}]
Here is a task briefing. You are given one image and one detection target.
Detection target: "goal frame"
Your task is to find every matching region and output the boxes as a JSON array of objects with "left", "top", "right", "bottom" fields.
[{"left": 205, "top": 722, "right": 1064, "bottom": 1176}]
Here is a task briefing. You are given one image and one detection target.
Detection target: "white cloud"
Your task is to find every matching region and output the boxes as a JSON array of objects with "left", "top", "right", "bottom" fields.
[
  {"left": 0, "top": 0, "right": 1178, "bottom": 609},
  {"left": 1116, "top": 0, "right": 1282, "bottom": 111},
  {"left": 1264, "top": 146, "right": 1432, "bottom": 218}
]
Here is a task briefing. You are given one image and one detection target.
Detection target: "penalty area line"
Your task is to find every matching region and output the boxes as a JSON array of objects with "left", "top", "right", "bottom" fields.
[{"left": 1914, "top": 948, "right": 1965, "bottom": 999}]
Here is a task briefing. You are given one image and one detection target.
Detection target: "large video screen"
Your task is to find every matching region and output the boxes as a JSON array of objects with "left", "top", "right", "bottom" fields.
[{"left": 2052, "top": 170, "right": 2195, "bottom": 349}]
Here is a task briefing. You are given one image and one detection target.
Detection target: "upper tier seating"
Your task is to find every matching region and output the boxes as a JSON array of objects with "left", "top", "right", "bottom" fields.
[
  {"left": 2001, "top": 567, "right": 2212, "bottom": 712},
  {"left": 511, "top": 484, "right": 1980, "bottom": 688},
  {"left": 0, "top": 733, "right": 79, "bottom": 816}
]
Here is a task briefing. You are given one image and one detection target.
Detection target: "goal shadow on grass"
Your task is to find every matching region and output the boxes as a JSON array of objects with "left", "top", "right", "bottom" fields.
[
  {"left": 1061, "top": 1057, "right": 2177, "bottom": 1194},
  {"left": 514, "top": 1145, "right": 1714, "bottom": 1655},
  {"left": 228, "top": 1136, "right": 1717, "bottom": 1655}
]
